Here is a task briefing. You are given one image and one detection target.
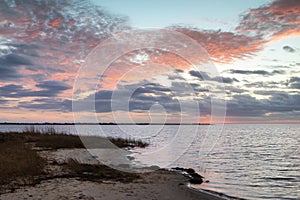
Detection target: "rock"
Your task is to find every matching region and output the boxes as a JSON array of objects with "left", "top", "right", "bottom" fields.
[
  {"left": 126, "top": 156, "right": 135, "bottom": 161},
  {"left": 189, "top": 177, "right": 203, "bottom": 184},
  {"left": 186, "top": 168, "right": 195, "bottom": 174},
  {"left": 189, "top": 172, "right": 204, "bottom": 179},
  {"left": 172, "top": 167, "right": 185, "bottom": 171},
  {"left": 171, "top": 167, "right": 205, "bottom": 185}
]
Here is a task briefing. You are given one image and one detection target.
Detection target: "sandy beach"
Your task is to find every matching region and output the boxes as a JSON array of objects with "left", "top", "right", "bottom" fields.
[
  {"left": 0, "top": 171, "right": 227, "bottom": 200},
  {"left": 0, "top": 148, "right": 228, "bottom": 200}
]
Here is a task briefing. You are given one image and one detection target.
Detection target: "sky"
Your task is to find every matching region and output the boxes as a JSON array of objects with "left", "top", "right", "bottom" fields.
[{"left": 0, "top": 0, "right": 299, "bottom": 123}]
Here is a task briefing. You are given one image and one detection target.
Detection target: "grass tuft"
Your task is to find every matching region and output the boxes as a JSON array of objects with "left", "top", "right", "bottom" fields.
[{"left": 65, "top": 158, "right": 140, "bottom": 183}]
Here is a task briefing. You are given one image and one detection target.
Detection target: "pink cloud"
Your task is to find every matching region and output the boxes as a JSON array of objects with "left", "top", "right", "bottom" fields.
[{"left": 236, "top": 0, "right": 300, "bottom": 39}]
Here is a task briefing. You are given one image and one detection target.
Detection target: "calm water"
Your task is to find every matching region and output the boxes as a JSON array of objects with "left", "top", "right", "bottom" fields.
[{"left": 0, "top": 124, "right": 299, "bottom": 199}]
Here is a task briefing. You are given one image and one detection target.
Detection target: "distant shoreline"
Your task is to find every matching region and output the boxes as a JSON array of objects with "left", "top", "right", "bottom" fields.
[{"left": 0, "top": 123, "right": 211, "bottom": 125}]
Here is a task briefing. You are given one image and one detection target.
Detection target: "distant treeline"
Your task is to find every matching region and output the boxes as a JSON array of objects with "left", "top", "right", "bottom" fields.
[{"left": 0, "top": 122, "right": 211, "bottom": 125}]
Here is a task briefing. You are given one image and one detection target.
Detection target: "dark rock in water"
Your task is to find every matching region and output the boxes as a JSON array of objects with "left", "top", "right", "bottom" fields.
[
  {"left": 171, "top": 167, "right": 204, "bottom": 184},
  {"left": 127, "top": 156, "right": 135, "bottom": 161},
  {"left": 172, "top": 167, "right": 185, "bottom": 171},
  {"left": 186, "top": 168, "right": 195, "bottom": 174},
  {"left": 189, "top": 172, "right": 204, "bottom": 179},
  {"left": 189, "top": 177, "right": 203, "bottom": 184}
]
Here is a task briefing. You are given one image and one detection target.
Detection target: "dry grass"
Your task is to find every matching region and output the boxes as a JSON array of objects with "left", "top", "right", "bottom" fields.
[
  {"left": 20, "top": 125, "right": 149, "bottom": 149},
  {"left": 0, "top": 141, "right": 45, "bottom": 185},
  {"left": 0, "top": 126, "right": 148, "bottom": 189},
  {"left": 65, "top": 158, "right": 140, "bottom": 183},
  {"left": 25, "top": 133, "right": 84, "bottom": 150}
]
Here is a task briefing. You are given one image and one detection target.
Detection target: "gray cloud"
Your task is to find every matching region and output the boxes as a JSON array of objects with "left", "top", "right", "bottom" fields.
[
  {"left": 189, "top": 70, "right": 210, "bottom": 80},
  {"left": 230, "top": 69, "right": 268, "bottom": 75},
  {"left": 289, "top": 77, "right": 300, "bottom": 89},
  {"left": 112, "top": 83, "right": 180, "bottom": 113},
  {"left": 254, "top": 90, "right": 288, "bottom": 96},
  {"left": 0, "top": 65, "right": 21, "bottom": 80},
  {"left": 190, "top": 83, "right": 209, "bottom": 93},
  {"left": 8, "top": 43, "right": 41, "bottom": 57},
  {"left": 225, "top": 86, "right": 246, "bottom": 94},
  {"left": 0, "top": 53, "right": 35, "bottom": 80},
  {"left": 0, "top": 99, "right": 8, "bottom": 104},
  {"left": 19, "top": 98, "right": 72, "bottom": 112},
  {"left": 168, "top": 75, "right": 185, "bottom": 81},
  {"left": 244, "top": 81, "right": 285, "bottom": 88},
  {"left": 12, "top": 78, "right": 300, "bottom": 121},
  {"left": 36, "top": 81, "right": 71, "bottom": 92},
  {"left": 0, "top": 84, "right": 23, "bottom": 94},
  {"left": 229, "top": 69, "right": 285, "bottom": 76},
  {"left": 290, "top": 77, "right": 300, "bottom": 82},
  {"left": 0, "top": 81, "right": 71, "bottom": 98},
  {"left": 175, "top": 69, "right": 184, "bottom": 73},
  {"left": 189, "top": 70, "right": 239, "bottom": 84},
  {"left": 17, "top": 90, "right": 60, "bottom": 97},
  {"left": 227, "top": 94, "right": 267, "bottom": 116},
  {"left": 283, "top": 45, "right": 296, "bottom": 53},
  {"left": 72, "top": 82, "right": 181, "bottom": 113},
  {"left": 211, "top": 77, "right": 239, "bottom": 84},
  {"left": 227, "top": 92, "right": 300, "bottom": 117},
  {"left": 0, "top": 53, "right": 33, "bottom": 66}
]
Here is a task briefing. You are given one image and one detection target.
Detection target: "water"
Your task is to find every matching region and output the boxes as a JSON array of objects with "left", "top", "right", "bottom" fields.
[{"left": 0, "top": 124, "right": 299, "bottom": 199}]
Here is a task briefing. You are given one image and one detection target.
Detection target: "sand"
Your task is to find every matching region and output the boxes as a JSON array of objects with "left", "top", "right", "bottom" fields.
[
  {"left": 0, "top": 172, "right": 227, "bottom": 200},
  {"left": 0, "top": 149, "right": 228, "bottom": 200}
]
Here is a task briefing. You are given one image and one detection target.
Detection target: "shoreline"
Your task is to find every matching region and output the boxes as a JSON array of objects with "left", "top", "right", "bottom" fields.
[
  {"left": 0, "top": 131, "right": 241, "bottom": 199},
  {"left": 0, "top": 147, "right": 233, "bottom": 200},
  {"left": 0, "top": 123, "right": 212, "bottom": 126},
  {"left": 0, "top": 170, "right": 230, "bottom": 200},
  {"left": 0, "top": 174, "right": 229, "bottom": 200},
  {"left": 187, "top": 185, "right": 246, "bottom": 200},
  {"left": 0, "top": 131, "right": 241, "bottom": 200}
]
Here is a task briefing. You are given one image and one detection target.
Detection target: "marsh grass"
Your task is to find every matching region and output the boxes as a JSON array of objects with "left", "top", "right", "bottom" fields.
[
  {"left": 0, "top": 126, "right": 147, "bottom": 191},
  {"left": 20, "top": 125, "right": 149, "bottom": 149},
  {"left": 0, "top": 141, "right": 45, "bottom": 185}
]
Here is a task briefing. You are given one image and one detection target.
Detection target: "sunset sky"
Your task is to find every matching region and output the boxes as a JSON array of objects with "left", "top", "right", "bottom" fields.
[{"left": 0, "top": 0, "right": 299, "bottom": 123}]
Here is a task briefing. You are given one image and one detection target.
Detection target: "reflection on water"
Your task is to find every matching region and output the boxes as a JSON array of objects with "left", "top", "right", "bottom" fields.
[{"left": 0, "top": 124, "right": 299, "bottom": 199}]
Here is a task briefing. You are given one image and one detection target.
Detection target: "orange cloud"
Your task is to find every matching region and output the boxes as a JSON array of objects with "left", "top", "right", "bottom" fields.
[
  {"left": 237, "top": 0, "right": 300, "bottom": 40},
  {"left": 172, "top": 28, "right": 265, "bottom": 63},
  {"left": 48, "top": 17, "right": 64, "bottom": 28}
]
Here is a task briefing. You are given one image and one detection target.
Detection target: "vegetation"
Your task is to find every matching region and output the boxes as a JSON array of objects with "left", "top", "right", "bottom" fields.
[
  {"left": 0, "top": 141, "right": 45, "bottom": 185},
  {"left": 0, "top": 125, "right": 148, "bottom": 149},
  {"left": 65, "top": 159, "right": 140, "bottom": 183},
  {"left": 0, "top": 125, "right": 148, "bottom": 191}
]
